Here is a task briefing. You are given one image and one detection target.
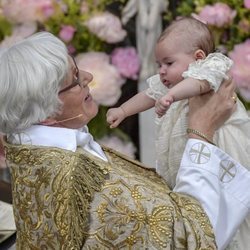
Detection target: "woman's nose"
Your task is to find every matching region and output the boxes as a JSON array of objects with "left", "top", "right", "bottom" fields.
[{"left": 80, "top": 70, "right": 93, "bottom": 87}]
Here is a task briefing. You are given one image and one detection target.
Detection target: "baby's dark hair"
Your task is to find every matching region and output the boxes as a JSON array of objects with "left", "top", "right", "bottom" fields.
[{"left": 158, "top": 17, "right": 215, "bottom": 56}]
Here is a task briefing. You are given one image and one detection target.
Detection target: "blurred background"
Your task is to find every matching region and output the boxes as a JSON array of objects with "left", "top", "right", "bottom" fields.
[{"left": 0, "top": 0, "right": 249, "bottom": 167}]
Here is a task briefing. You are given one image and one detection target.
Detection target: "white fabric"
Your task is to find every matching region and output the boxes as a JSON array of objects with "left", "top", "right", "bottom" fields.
[
  {"left": 8, "top": 125, "right": 108, "bottom": 161},
  {"left": 153, "top": 95, "right": 250, "bottom": 249},
  {"left": 145, "top": 59, "right": 250, "bottom": 249},
  {"left": 174, "top": 139, "right": 250, "bottom": 250},
  {"left": 146, "top": 73, "right": 168, "bottom": 101},
  {"left": 182, "top": 52, "right": 233, "bottom": 91}
]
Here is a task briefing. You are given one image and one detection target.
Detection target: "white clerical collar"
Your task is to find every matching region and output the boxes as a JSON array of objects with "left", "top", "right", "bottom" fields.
[{"left": 8, "top": 125, "right": 107, "bottom": 161}]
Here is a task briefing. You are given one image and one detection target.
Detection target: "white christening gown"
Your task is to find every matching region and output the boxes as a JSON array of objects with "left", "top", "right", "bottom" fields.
[{"left": 146, "top": 52, "right": 250, "bottom": 250}]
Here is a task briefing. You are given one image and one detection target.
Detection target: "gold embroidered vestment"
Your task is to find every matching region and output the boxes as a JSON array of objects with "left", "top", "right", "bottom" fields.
[{"left": 4, "top": 142, "right": 216, "bottom": 249}]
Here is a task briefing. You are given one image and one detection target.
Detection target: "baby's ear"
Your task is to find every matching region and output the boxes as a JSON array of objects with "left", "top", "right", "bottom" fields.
[{"left": 194, "top": 49, "right": 206, "bottom": 60}]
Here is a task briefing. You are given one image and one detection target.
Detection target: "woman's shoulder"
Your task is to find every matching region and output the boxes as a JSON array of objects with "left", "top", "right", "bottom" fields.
[
  {"left": 3, "top": 139, "right": 72, "bottom": 166},
  {"left": 100, "top": 145, "right": 170, "bottom": 187}
]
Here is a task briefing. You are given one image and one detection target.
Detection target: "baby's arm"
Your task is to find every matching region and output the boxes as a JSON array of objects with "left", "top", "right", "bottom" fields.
[
  {"left": 107, "top": 90, "right": 155, "bottom": 128},
  {"left": 155, "top": 78, "right": 210, "bottom": 117},
  {"left": 168, "top": 78, "right": 211, "bottom": 100},
  {"left": 156, "top": 53, "right": 233, "bottom": 117}
]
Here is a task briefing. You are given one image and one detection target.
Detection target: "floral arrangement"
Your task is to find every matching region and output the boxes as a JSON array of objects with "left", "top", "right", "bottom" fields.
[
  {"left": 175, "top": 0, "right": 250, "bottom": 109},
  {"left": 0, "top": 0, "right": 140, "bottom": 159}
]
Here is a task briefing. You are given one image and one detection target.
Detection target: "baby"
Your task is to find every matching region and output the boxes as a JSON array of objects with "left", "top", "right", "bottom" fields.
[
  {"left": 107, "top": 17, "right": 234, "bottom": 124},
  {"left": 107, "top": 16, "right": 250, "bottom": 176},
  {"left": 106, "top": 17, "right": 250, "bottom": 249}
]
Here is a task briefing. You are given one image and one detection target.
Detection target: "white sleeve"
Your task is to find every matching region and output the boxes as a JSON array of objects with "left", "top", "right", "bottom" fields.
[
  {"left": 145, "top": 74, "right": 168, "bottom": 100},
  {"left": 173, "top": 139, "right": 250, "bottom": 250},
  {"left": 182, "top": 52, "right": 233, "bottom": 91}
]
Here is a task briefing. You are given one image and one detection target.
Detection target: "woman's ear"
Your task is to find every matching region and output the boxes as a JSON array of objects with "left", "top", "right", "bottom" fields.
[{"left": 194, "top": 49, "right": 206, "bottom": 60}]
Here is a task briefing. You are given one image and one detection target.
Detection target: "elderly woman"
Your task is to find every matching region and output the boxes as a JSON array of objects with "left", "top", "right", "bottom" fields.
[{"left": 0, "top": 32, "right": 249, "bottom": 250}]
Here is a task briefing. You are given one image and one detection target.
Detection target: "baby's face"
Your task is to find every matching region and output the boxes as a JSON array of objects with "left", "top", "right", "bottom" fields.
[{"left": 155, "top": 37, "right": 196, "bottom": 88}]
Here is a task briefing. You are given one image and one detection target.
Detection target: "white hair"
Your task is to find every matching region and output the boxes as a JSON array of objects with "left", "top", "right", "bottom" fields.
[{"left": 0, "top": 32, "right": 68, "bottom": 134}]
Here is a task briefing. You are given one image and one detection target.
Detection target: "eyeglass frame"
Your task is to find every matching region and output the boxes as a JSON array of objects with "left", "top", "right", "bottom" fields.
[{"left": 58, "top": 56, "right": 81, "bottom": 94}]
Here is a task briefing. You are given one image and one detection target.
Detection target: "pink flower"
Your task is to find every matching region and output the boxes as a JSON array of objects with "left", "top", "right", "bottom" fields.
[
  {"left": 2, "top": 0, "right": 54, "bottom": 23},
  {"left": 75, "top": 52, "right": 125, "bottom": 106},
  {"left": 111, "top": 47, "right": 140, "bottom": 80},
  {"left": 244, "top": 0, "right": 250, "bottom": 9},
  {"left": 229, "top": 39, "right": 250, "bottom": 101},
  {"left": 98, "top": 135, "right": 136, "bottom": 159},
  {"left": 67, "top": 44, "right": 76, "bottom": 55},
  {"left": 59, "top": 25, "right": 76, "bottom": 43},
  {"left": 41, "top": 2, "right": 54, "bottom": 18},
  {"left": 198, "top": 3, "right": 236, "bottom": 27},
  {"left": 85, "top": 12, "right": 127, "bottom": 43}
]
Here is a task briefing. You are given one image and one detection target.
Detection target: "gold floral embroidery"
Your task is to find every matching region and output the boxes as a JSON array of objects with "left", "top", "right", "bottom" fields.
[
  {"left": 109, "top": 187, "right": 123, "bottom": 197},
  {"left": 4, "top": 142, "right": 216, "bottom": 250},
  {"left": 82, "top": 147, "right": 216, "bottom": 249},
  {"left": 4, "top": 142, "right": 109, "bottom": 250}
]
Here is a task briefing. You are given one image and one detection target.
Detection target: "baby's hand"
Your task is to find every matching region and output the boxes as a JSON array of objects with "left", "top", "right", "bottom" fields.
[
  {"left": 155, "top": 95, "right": 174, "bottom": 117},
  {"left": 106, "top": 107, "right": 126, "bottom": 128}
]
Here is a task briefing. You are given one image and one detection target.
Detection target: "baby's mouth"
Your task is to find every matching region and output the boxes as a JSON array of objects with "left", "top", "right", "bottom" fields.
[{"left": 162, "top": 79, "right": 171, "bottom": 87}]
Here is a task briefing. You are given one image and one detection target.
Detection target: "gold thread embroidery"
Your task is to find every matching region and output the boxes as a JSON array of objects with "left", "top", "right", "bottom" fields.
[
  {"left": 4, "top": 142, "right": 216, "bottom": 249},
  {"left": 4, "top": 142, "right": 109, "bottom": 249}
]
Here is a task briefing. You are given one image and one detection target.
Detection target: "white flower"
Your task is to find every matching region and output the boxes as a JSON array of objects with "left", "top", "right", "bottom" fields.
[
  {"left": 85, "top": 12, "right": 127, "bottom": 43},
  {"left": 75, "top": 52, "right": 125, "bottom": 106},
  {"left": 2, "top": 0, "right": 54, "bottom": 23}
]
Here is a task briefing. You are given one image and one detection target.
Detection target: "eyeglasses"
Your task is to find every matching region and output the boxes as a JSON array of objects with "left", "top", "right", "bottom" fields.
[{"left": 59, "top": 57, "right": 81, "bottom": 94}]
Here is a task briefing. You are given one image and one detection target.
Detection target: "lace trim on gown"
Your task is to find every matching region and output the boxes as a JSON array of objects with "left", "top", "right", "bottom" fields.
[
  {"left": 145, "top": 74, "right": 168, "bottom": 100},
  {"left": 182, "top": 52, "right": 233, "bottom": 91}
]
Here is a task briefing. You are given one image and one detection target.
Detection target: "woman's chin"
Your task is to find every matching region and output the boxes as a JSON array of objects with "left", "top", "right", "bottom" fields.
[{"left": 90, "top": 103, "right": 99, "bottom": 119}]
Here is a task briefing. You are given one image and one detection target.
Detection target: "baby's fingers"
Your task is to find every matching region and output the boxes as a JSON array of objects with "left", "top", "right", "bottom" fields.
[
  {"left": 110, "top": 119, "right": 120, "bottom": 128},
  {"left": 106, "top": 115, "right": 114, "bottom": 124},
  {"left": 155, "top": 108, "right": 166, "bottom": 117}
]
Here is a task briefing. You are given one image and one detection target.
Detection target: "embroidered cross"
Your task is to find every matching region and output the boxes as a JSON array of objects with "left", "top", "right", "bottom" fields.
[
  {"left": 189, "top": 142, "right": 211, "bottom": 164},
  {"left": 220, "top": 160, "right": 236, "bottom": 183}
]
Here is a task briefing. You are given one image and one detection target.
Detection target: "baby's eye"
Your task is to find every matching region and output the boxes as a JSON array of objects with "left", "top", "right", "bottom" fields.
[{"left": 165, "top": 62, "right": 173, "bottom": 66}]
